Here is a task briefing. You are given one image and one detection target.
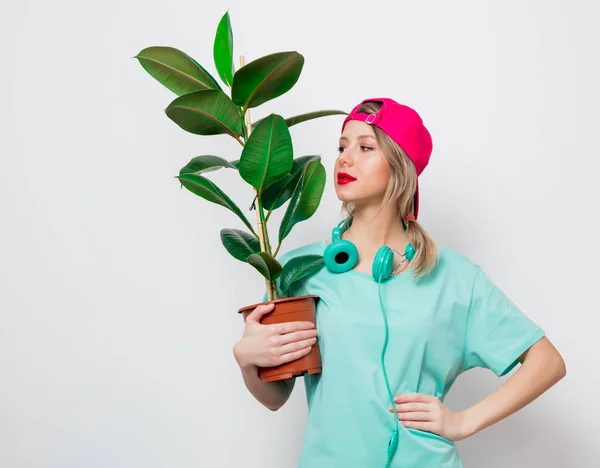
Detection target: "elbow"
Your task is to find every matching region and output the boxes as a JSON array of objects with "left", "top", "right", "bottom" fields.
[
  {"left": 545, "top": 352, "right": 567, "bottom": 385},
  {"left": 527, "top": 337, "right": 566, "bottom": 383},
  {"left": 266, "top": 402, "right": 283, "bottom": 412},
  {"left": 556, "top": 355, "right": 567, "bottom": 381},
  {"left": 550, "top": 343, "right": 567, "bottom": 382}
]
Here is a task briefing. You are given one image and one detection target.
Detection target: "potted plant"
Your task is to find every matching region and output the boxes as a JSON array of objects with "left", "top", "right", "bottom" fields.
[{"left": 134, "top": 11, "right": 346, "bottom": 382}]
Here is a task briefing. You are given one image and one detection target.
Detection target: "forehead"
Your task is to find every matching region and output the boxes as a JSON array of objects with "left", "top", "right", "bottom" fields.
[{"left": 339, "top": 120, "right": 377, "bottom": 142}]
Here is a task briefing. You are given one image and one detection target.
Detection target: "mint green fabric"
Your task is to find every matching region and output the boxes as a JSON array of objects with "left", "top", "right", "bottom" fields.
[{"left": 260, "top": 240, "right": 545, "bottom": 467}]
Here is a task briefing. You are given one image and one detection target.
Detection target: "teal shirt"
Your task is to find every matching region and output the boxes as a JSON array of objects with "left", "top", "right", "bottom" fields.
[{"left": 261, "top": 240, "right": 545, "bottom": 467}]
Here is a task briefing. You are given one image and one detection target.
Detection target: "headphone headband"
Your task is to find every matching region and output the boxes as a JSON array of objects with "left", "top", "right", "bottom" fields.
[{"left": 332, "top": 216, "right": 353, "bottom": 242}]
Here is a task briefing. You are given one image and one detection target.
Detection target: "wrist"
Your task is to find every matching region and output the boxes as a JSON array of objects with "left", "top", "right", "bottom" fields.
[
  {"left": 233, "top": 343, "right": 256, "bottom": 372},
  {"left": 239, "top": 361, "right": 258, "bottom": 374},
  {"left": 459, "top": 409, "right": 481, "bottom": 439}
]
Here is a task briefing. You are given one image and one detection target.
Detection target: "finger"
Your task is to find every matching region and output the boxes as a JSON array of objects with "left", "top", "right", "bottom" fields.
[
  {"left": 395, "top": 411, "right": 430, "bottom": 422},
  {"left": 272, "top": 320, "right": 315, "bottom": 335},
  {"left": 279, "top": 337, "right": 317, "bottom": 356},
  {"left": 393, "top": 393, "right": 432, "bottom": 404},
  {"left": 276, "top": 329, "right": 319, "bottom": 346},
  {"left": 388, "top": 402, "right": 431, "bottom": 413},
  {"left": 279, "top": 345, "right": 313, "bottom": 364},
  {"left": 401, "top": 421, "right": 434, "bottom": 431},
  {"left": 246, "top": 303, "right": 275, "bottom": 323}
]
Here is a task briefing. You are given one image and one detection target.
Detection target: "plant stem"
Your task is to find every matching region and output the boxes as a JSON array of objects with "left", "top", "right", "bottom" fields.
[
  {"left": 269, "top": 279, "right": 281, "bottom": 300},
  {"left": 240, "top": 54, "right": 274, "bottom": 302},
  {"left": 262, "top": 215, "right": 278, "bottom": 256},
  {"left": 254, "top": 192, "right": 271, "bottom": 254},
  {"left": 240, "top": 112, "right": 248, "bottom": 142}
]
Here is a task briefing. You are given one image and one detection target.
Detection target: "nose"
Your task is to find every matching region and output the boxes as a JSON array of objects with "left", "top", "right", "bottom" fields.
[{"left": 337, "top": 145, "right": 355, "bottom": 168}]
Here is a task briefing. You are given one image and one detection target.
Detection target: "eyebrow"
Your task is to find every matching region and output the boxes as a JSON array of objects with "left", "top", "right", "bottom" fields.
[{"left": 339, "top": 135, "right": 376, "bottom": 142}]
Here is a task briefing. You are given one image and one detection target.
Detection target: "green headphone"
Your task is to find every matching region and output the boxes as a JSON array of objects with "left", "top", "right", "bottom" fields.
[
  {"left": 323, "top": 216, "right": 416, "bottom": 281},
  {"left": 323, "top": 216, "right": 416, "bottom": 466}
]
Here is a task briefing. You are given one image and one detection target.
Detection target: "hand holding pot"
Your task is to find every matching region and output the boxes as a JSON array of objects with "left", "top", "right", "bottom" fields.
[{"left": 234, "top": 303, "right": 319, "bottom": 369}]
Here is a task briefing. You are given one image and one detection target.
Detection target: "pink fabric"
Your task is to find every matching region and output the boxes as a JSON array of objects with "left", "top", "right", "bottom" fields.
[{"left": 341, "top": 98, "right": 432, "bottom": 219}]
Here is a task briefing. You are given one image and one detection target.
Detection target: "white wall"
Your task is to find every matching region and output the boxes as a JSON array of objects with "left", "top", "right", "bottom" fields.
[{"left": 1, "top": 0, "right": 597, "bottom": 466}]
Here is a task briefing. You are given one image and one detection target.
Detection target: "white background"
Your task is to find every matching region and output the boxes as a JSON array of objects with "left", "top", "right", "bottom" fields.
[{"left": 2, "top": 0, "right": 598, "bottom": 466}]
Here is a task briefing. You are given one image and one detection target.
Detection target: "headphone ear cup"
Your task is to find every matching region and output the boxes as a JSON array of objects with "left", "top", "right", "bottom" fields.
[
  {"left": 324, "top": 239, "right": 359, "bottom": 273},
  {"left": 372, "top": 246, "right": 394, "bottom": 282}
]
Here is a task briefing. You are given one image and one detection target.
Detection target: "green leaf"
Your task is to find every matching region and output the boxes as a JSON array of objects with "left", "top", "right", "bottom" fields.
[
  {"left": 213, "top": 11, "right": 234, "bottom": 88},
  {"left": 134, "top": 46, "right": 221, "bottom": 95},
  {"left": 278, "top": 254, "right": 325, "bottom": 296},
  {"left": 165, "top": 89, "right": 242, "bottom": 138},
  {"left": 247, "top": 252, "right": 283, "bottom": 281},
  {"left": 176, "top": 173, "right": 255, "bottom": 234},
  {"left": 229, "top": 159, "right": 240, "bottom": 169},
  {"left": 231, "top": 51, "right": 304, "bottom": 110},
  {"left": 220, "top": 228, "right": 260, "bottom": 262},
  {"left": 261, "top": 155, "right": 320, "bottom": 211},
  {"left": 253, "top": 110, "right": 348, "bottom": 129},
  {"left": 279, "top": 159, "right": 326, "bottom": 243},
  {"left": 179, "top": 155, "right": 236, "bottom": 176},
  {"left": 238, "top": 114, "right": 293, "bottom": 191},
  {"left": 284, "top": 110, "right": 348, "bottom": 127}
]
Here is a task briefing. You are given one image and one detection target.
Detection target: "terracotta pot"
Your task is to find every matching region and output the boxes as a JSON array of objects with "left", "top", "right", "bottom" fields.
[{"left": 238, "top": 294, "right": 322, "bottom": 383}]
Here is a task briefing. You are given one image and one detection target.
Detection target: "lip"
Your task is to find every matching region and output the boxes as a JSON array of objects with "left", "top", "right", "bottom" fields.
[
  {"left": 337, "top": 178, "right": 355, "bottom": 185},
  {"left": 337, "top": 172, "right": 356, "bottom": 184}
]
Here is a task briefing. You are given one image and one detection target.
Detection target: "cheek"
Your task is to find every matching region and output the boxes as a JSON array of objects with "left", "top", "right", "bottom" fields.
[{"left": 363, "top": 155, "right": 392, "bottom": 182}]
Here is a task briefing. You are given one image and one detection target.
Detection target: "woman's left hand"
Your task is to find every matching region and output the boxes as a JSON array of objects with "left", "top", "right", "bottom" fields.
[{"left": 388, "top": 393, "right": 469, "bottom": 441}]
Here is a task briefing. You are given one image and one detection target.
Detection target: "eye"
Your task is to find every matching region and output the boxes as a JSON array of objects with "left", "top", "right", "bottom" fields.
[{"left": 337, "top": 146, "right": 374, "bottom": 153}]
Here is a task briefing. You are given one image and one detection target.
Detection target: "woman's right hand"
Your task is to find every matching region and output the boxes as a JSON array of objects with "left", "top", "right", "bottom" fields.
[{"left": 233, "top": 303, "right": 319, "bottom": 369}]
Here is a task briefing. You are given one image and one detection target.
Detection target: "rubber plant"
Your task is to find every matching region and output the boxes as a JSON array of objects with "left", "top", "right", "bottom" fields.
[{"left": 134, "top": 11, "right": 346, "bottom": 381}]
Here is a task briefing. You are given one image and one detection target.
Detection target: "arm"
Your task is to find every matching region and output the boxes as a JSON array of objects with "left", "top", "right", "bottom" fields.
[
  {"left": 232, "top": 301, "right": 316, "bottom": 412},
  {"left": 390, "top": 267, "right": 565, "bottom": 440},
  {"left": 460, "top": 335, "right": 566, "bottom": 437},
  {"left": 234, "top": 351, "right": 296, "bottom": 412}
]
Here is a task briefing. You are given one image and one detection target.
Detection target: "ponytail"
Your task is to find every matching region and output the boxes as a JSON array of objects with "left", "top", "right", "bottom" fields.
[{"left": 402, "top": 216, "right": 439, "bottom": 279}]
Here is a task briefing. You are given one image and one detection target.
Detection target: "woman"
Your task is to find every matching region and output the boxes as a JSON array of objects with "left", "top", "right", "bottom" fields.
[{"left": 233, "top": 97, "right": 566, "bottom": 467}]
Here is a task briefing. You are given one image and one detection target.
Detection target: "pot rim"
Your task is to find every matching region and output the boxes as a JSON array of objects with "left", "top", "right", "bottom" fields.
[{"left": 237, "top": 294, "right": 320, "bottom": 313}]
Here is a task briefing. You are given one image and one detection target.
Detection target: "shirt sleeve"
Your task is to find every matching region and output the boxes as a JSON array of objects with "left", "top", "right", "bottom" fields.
[{"left": 463, "top": 265, "right": 546, "bottom": 377}]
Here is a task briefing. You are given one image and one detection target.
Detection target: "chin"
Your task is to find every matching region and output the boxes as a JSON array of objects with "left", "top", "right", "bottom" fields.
[
  {"left": 335, "top": 190, "right": 365, "bottom": 203},
  {"left": 334, "top": 187, "right": 355, "bottom": 201},
  {"left": 335, "top": 188, "right": 384, "bottom": 206}
]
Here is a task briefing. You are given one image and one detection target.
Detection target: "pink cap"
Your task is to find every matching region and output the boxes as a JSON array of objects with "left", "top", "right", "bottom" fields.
[{"left": 341, "top": 97, "right": 433, "bottom": 219}]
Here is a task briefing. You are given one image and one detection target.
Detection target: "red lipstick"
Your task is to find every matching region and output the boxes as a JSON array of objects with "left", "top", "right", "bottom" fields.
[{"left": 337, "top": 172, "right": 356, "bottom": 184}]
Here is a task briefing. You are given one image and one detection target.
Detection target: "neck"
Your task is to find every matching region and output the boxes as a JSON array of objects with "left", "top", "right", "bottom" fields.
[{"left": 342, "top": 203, "right": 410, "bottom": 253}]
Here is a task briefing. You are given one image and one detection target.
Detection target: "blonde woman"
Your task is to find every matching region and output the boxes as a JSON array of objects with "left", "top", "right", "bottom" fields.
[{"left": 233, "top": 97, "right": 566, "bottom": 467}]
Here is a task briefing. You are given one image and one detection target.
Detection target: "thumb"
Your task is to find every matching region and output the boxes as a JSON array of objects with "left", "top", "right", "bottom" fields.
[{"left": 246, "top": 302, "right": 275, "bottom": 324}]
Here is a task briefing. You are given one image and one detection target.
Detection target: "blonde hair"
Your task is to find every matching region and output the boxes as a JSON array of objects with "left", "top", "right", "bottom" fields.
[{"left": 340, "top": 99, "right": 439, "bottom": 280}]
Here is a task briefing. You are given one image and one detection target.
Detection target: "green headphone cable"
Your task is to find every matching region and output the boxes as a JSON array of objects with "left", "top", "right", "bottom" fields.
[{"left": 379, "top": 281, "right": 400, "bottom": 467}]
